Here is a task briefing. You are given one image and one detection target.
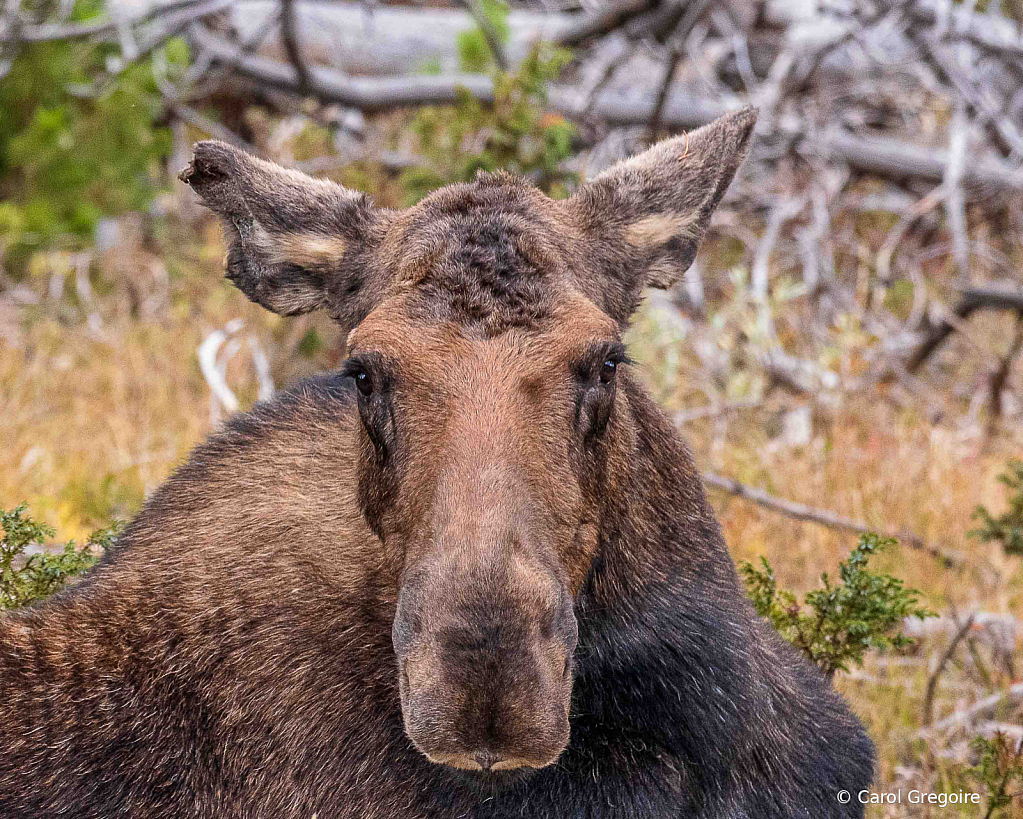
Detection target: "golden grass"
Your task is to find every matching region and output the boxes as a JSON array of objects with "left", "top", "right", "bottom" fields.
[{"left": 1, "top": 214, "right": 1021, "bottom": 817}]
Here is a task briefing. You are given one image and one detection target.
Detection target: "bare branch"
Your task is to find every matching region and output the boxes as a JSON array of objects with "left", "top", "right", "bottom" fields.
[
  {"left": 877, "top": 184, "right": 945, "bottom": 285},
  {"left": 819, "top": 128, "right": 1023, "bottom": 196},
  {"left": 905, "top": 0, "right": 1023, "bottom": 63},
  {"left": 674, "top": 397, "right": 763, "bottom": 425},
  {"left": 923, "top": 612, "right": 976, "bottom": 727},
  {"left": 944, "top": 107, "right": 970, "bottom": 281},
  {"left": 751, "top": 196, "right": 805, "bottom": 301},
  {"left": 648, "top": 46, "right": 683, "bottom": 143},
  {"left": 166, "top": 100, "right": 259, "bottom": 153},
  {"left": 647, "top": 0, "right": 709, "bottom": 142},
  {"left": 907, "top": 284, "right": 1023, "bottom": 372},
  {"left": 459, "top": 0, "right": 508, "bottom": 71},
  {"left": 925, "top": 682, "right": 1023, "bottom": 734},
  {"left": 0, "top": 0, "right": 232, "bottom": 44},
  {"left": 552, "top": 0, "right": 656, "bottom": 47},
  {"left": 700, "top": 471, "right": 960, "bottom": 567},
  {"left": 988, "top": 310, "right": 1023, "bottom": 424},
  {"left": 181, "top": 10, "right": 280, "bottom": 100},
  {"left": 190, "top": 24, "right": 493, "bottom": 109},
  {"left": 280, "top": 0, "right": 312, "bottom": 95}
]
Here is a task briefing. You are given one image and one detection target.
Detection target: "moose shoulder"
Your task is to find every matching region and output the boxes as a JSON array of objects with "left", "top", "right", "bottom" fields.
[{"left": 0, "top": 107, "right": 874, "bottom": 818}]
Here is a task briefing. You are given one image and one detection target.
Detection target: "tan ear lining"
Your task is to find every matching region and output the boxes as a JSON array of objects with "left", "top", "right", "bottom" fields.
[
  {"left": 268, "top": 234, "right": 351, "bottom": 270},
  {"left": 624, "top": 213, "right": 701, "bottom": 250}
]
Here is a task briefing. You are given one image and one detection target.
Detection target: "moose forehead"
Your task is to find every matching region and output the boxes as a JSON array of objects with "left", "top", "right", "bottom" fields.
[
  {"left": 379, "top": 175, "right": 580, "bottom": 337},
  {"left": 347, "top": 284, "right": 619, "bottom": 385}
]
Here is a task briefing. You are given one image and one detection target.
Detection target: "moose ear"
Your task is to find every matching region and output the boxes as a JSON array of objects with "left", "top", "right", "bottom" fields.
[
  {"left": 564, "top": 107, "right": 757, "bottom": 324},
  {"left": 180, "top": 141, "right": 391, "bottom": 331}
]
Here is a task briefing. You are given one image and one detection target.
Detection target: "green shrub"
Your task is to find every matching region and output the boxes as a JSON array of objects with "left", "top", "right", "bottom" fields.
[
  {"left": 741, "top": 533, "right": 933, "bottom": 678},
  {"left": 456, "top": 0, "right": 511, "bottom": 73},
  {"left": 0, "top": 0, "right": 184, "bottom": 265},
  {"left": 402, "top": 41, "right": 575, "bottom": 204},
  {"left": 970, "top": 460, "right": 1023, "bottom": 556},
  {"left": 965, "top": 733, "right": 1023, "bottom": 819},
  {"left": 1, "top": 503, "right": 116, "bottom": 610}
]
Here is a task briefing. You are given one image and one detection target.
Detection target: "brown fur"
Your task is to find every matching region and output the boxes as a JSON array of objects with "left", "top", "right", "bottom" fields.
[{"left": 0, "top": 107, "right": 874, "bottom": 818}]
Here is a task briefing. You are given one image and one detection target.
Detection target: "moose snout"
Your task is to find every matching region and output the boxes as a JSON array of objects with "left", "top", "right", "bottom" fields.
[{"left": 393, "top": 560, "right": 577, "bottom": 773}]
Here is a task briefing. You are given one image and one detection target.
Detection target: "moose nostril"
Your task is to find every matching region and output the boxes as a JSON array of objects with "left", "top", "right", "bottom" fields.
[{"left": 474, "top": 750, "right": 501, "bottom": 771}]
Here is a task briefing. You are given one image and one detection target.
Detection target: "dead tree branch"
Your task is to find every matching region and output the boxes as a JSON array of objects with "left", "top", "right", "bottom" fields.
[
  {"left": 189, "top": 25, "right": 1023, "bottom": 195},
  {"left": 925, "top": 682, "right": 1023, "bottom": 734},
  {"left": 923, "top": 612, "right": 976, "bottom": 727},
  {"left": 0, "top": 0, "right": 232, "bottom": 44},
  {"left": 700, "top": 471, "right": 960, "bottom": 566},
  {"left": 280, "top": 0, "right": 312, "bottom": 96},
  {"left": 907, "top": 284, "right": 1023, "bottom": 372},
  {"left": 553, "top": 0, "right": 656, "bottom": 47},
  {"left": 458, "top": 0, "right": 508, "bottom": 70}
]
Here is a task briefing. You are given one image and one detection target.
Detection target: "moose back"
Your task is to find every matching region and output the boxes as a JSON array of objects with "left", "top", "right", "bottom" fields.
[{"left": 0, "top": 108, "right": 874, "bottom": 818}]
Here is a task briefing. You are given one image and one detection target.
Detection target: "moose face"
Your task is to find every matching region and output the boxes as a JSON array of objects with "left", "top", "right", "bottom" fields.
[
  {"left": 348, "top": 286, "right": 620, "bottom": 772},
  {"left": 181, "top": 107, "right": 756, "bottom": 777}
]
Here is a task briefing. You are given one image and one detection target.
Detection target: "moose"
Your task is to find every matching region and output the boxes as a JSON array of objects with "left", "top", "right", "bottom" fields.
[{"left": 0, "top": 107, "right": 873, "bottom": 818}]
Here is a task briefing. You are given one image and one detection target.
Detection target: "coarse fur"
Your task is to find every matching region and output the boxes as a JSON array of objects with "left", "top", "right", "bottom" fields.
[{"left": 0, "top": 107, "right": 874, "bottom": 817}]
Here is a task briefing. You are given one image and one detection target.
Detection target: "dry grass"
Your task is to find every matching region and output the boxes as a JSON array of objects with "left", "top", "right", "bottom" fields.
[{"left": 1, "top": 207, "right": 1021, "bottom": 817}]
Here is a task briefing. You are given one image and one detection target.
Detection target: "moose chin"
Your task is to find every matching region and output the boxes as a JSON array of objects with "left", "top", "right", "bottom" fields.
[{"left": 0, "top": 106, "right": 874, "bottom": 819}]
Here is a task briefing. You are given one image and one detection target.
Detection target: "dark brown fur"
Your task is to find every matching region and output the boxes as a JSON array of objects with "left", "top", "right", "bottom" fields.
[{"left": 0, "top": 108, "right": 874, "bottom": 817}]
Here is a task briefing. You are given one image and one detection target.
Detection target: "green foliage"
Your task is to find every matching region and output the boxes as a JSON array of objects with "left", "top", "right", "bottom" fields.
[
  {"left": 741, "top": 533, "right": 933, "bottom": 677},
  {"left": 969, "top": 460, "right": 1023, "bottom": 556},
  {"left": 297, "top": 327, "right": 325, "bottom": 359},
  {"left": 1, "top": 503, "right": 115, "bottom": 610},
  {"left": 401, "top": 42, "right": 576, "bottom": 204},
  {"left": 0, "top": 0, "right": 182, "bottom": 261},
  {"left": 456, "top": 0, "right": 511, "bottom": 73},
  {"left": 965, "top": 733, "right": 1023, "bottom": 819}
]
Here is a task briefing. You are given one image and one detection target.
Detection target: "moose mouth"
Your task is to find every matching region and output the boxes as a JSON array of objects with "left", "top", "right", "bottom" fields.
[
  {"left": 432, "top": 754, "right": 545, "bottom": 790},
  {"left": 425, "top": 750, "right": 551, "bottom": 773}
]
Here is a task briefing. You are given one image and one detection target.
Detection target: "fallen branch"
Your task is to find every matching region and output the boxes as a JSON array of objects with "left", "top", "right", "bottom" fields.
[
  {"left": 905, "top": 0, "right": 1023, "bottom": 63},
  {"left": 700, "top": 470, "right": 960, "bottom": 566},
  {"left": 907, "top": 284, "right": 1023, "bottom": 372},
  {"left": 0, "top": 0, "right": 232, "bottom": 44},
  {"left": 552, "top": 0, "right": 656, "bottom": 47},
  {"left": 280, "top": 0, "right": 313, "bottom": 95},
  {"left": 926, "top": 682, "right": 1023, "bottom": 734},
  {"left": 190, "top": 24, "right": 492, "bottom": 109},
  {"left": 189, "top": 26, "right": 1023, "bottom": 195},
  {"left": 923, "top": 612, "right": 976, "bottom": 727},
  {"left": 817, "top": 127, "right": 1023, "bottom": 196}
]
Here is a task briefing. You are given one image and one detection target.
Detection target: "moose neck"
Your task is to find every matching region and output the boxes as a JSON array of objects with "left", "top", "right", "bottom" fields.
[{"left": 569, "top": 374, "right": 754, "bottom": 755}]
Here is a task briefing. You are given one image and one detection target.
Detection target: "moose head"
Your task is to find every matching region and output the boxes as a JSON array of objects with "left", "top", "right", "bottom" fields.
[{"left": 180, "top": 107, "right": 756, "bottom": 777}]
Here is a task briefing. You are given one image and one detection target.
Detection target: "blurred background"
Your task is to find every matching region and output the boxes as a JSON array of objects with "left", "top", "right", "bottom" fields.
[{"left": 1, "top": 0, "right": 1023, "bottom": 814}]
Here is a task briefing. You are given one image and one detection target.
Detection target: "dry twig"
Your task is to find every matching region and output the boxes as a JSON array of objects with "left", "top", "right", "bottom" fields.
[
  {"left": 923, "top": 612, "right": 976, "bottom": 727},
  {"left": 700, "top": 471, "right": 960, "bottom": 566}
]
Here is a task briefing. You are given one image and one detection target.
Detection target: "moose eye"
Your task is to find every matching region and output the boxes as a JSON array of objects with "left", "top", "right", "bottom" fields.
[
  {"left": 599, "top": 359, "right": 617, "bottom": 384},
  {"left": 355, "top": 370, "right": 373, "bottom": 397}
]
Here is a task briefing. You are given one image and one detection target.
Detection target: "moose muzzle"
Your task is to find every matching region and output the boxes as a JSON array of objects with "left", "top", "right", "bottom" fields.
[{"left": 392, "top": 536, "right": 577, "bottom": 773}]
